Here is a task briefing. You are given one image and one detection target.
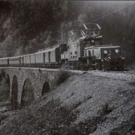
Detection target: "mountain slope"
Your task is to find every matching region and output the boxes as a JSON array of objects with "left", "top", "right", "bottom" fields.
[{"left": 0, "top": 73, "right": 135, "bottom": 135}]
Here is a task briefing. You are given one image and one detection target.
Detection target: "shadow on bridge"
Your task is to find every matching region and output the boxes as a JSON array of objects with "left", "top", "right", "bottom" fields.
[
  {"left": 11, "top": 75, "right": 18, "bottom": 110},
  {"left": 21, "top": 78, "right": 34, "bottom": 107},
  {"left": 42, "top": 82, "right": 50, "bottom": 95}
]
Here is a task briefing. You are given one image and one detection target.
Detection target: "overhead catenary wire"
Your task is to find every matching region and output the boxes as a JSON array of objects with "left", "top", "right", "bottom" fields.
[
  {"left": 64, "top": 2, "right": 135, "bottom": 34},
  {"left": 91, "top": 2, "right": 135, "bottom": 23}
]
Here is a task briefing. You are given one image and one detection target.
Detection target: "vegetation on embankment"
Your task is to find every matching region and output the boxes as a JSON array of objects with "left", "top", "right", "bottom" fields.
[
  {"left": 0, "top": 69, "right": 10, "bottom": 102},
  {"left": 0, "top": 73, "right": 135, "bottom": 134}
]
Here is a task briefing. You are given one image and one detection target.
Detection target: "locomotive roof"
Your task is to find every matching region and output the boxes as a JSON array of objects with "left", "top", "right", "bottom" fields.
[{"left": 85, "top": 45, "right": 120, "bottom": 49}]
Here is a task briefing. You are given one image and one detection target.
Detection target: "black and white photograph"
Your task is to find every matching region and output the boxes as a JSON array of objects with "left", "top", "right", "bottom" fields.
[{"left": 0, "top": 0, "right": 134, "bottom": 135}]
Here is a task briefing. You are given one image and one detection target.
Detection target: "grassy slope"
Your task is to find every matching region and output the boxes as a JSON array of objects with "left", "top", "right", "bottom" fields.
[{"left": 0, "top": 73, "right": 135, "bottom": 135}]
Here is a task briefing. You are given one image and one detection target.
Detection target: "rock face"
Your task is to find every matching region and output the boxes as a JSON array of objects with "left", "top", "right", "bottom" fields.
[{"left": 0, "top": 1, "right": 70, "bottom": 56}]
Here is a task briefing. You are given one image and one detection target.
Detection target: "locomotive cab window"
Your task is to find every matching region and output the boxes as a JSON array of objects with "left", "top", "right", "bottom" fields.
[
  {"left": 84, "top": 41, "right": 91, "bottom": 46},
  {"left": 88, "top": 50, "right": 91, "bottom": 56}
]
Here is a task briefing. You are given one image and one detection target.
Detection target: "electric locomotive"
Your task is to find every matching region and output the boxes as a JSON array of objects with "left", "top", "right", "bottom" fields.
[{"left": 61, "top": 23, "right": 125, "bottom": 70}]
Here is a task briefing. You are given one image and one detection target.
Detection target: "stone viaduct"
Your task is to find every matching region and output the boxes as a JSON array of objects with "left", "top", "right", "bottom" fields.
[
  {"left": 1, "top": 66, "right": 132, "bottom": 110},
  {"left": 0, "top": 67, "right": 63, "bottom": 109}
]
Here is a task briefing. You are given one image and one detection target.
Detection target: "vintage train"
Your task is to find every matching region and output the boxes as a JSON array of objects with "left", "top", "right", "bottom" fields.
[{"left": 0, "top": 23, "right": 125, "bottom": 70}]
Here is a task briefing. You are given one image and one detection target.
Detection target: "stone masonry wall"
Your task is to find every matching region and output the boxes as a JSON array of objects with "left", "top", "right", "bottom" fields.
[{"left": 0, "top": 67, "right": 60, "bottom": 104}]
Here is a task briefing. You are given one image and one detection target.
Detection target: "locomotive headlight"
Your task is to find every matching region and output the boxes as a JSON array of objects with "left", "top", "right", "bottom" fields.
[
  {"left": 104, "top": 50, "right": 108, "bottom": 54},
  {"left": 115, "top": 49, "right": 119, "bottom": 53}
]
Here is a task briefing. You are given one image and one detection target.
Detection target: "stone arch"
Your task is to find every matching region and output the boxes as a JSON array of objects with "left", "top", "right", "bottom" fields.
[
  {"left": 11, "top": 75, "right": 18, "bottom": 110},
  {"left": 21, "top": 78, "right": 34, "bottom": 107},
  {"left": 42, "top": 82, "right": 50, "bottom": 95}
]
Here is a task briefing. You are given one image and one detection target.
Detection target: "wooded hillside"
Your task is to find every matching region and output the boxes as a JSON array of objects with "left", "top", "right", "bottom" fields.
[{"left": 0, "top": 1, "right": 134, "bottom": 64}]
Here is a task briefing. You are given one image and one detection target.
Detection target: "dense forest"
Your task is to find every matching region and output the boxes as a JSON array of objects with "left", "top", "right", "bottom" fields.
[{"left": 0, "top": 1, "right": 135, "bottom": 64}]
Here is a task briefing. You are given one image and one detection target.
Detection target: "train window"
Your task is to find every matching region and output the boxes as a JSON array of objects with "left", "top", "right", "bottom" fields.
[
  {"left": 70, "top": 52, "right": 72, "bottom": 55},
  {"left": 75, "top": 51, "right": 77, "bottom": 54},
  {"left": 48, "top": 52, "right": 51, "bottom": 62},
  {"left": 89, "top": 50, "right": 91, "bottom": 56}
]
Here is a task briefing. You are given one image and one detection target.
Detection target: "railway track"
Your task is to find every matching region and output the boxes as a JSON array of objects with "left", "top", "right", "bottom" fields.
[
  {"left": 1, "top": 66, "right": 135, "bottom": 81},
  {"left": 68, "top": 68, "right": 135, "bottom": 81},
  {"left": 87, "top": 70, "right": 135, "bottom": 81}
]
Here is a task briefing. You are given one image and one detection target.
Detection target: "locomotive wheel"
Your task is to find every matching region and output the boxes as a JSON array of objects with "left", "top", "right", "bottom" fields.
[
  {"left": 102, "top": 61, "right": 110, "bottom": 71},
  {"left": 80, "top": 65, "right": 88, "bottom": 71},
  {"left": 102, "top": 64, "right": 109, "bottom": 71},
  {"left": 80, "top": 63, "right": 89, "bottom": 71},
  {"left": 95, "top": 62, "right": 102, "bottom": 70},
  {"left": 117, "top": 66, "right": 124, "bottom": 71}
]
